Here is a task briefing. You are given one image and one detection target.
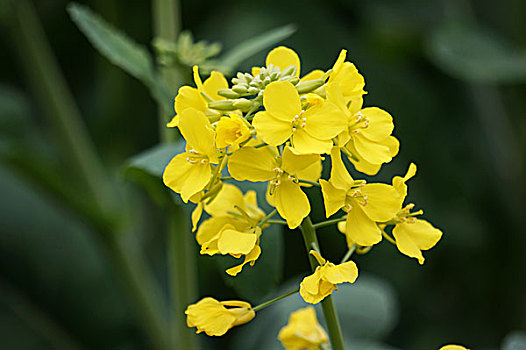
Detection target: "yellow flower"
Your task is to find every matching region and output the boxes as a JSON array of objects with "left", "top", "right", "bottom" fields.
[
  {"left": 163, "top": 108, "right": 219, "bottom": 202},
  {"left": 228, "top": 146, "right": 321, "bottom": 229},
  {"left": 327, "top": 49, "right": 366, "bottom": 105},
  {"left": 167, "top": 65, "right": 228, "bottom": 128},
  {"left": 196, "top": 184, "right": 266, "bottom": 276},
  {"left": 390, "top": 164, "right": 442, "bottom": 264},
  {"left": 320, "top": 147, "right": 403, "bottom": 246},
  {"left": 252, "top": 81, "right": 346, "bottom": 154},
  {"left": 215, "top": 113, "right": 251, "bottom": 149},
  {"left": 252, "top": 46, "right": 301, "bottom": 76},
  {"left": 185, "top": 297, "right": 255, "bottom": 336},
  {"left": 327, "top": 84, "right": 399, "bottom": 175},
  {"left": 278, "top": 306, "right": 328, "bottom": 350},
  {"left": 439, "top": 345, "right": 469, "bottom": 350},
  {"left": 299, "top": 250, "right": 358, "bottom": 304}
]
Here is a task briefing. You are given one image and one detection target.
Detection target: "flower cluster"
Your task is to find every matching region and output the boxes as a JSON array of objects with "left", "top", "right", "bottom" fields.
[{"left": 163, "top": 46, "right": 443, "bottom": 339}]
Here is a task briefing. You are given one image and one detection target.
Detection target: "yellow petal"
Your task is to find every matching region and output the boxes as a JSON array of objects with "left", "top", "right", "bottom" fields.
[
  {"left": 185, "top": 297, "right": 236, "bottom": 336},
  {"left": 359, "top": 107, "right": 394, "bottom": 142},
  {"left": 393, "top": 162, "right": 417, "bottom": 197},
  {"left": 226, "top": 244, "right": 262, "bottom": 276},
  {"left": 439, "top": 345, "right": 469, "bottom": 350},
  {"left": 252, "top": 111, "right": 293, "bottom": 146},
  {"left": 360, "top": 183, "right": 403, "bottom": 222},
  {"left": 300, "top": 268, "right": 322, "bottom": 295},
  {"left": 278, "top": 307, "right": 328, "bottom": 350},
  {"left": 352, "top": 135, "right": 393, "bottom": 165},
  {"left": 309, "top": 250, "right": 327, "bottom": 265},
  {"left": 196, "top": 217, "right": 233, "bottom": 247},
  {"left": 215, "top": 114, "right": 251, "bottom": 148},
  {"left": 300, "top": 69, "right": 324, "bottom": 81},
  {"left": 228, "top": 147, "right": 277, "bottom": 181},
  {"left": 163, "top": 153, "right": 211, "bottom": 202},
  {"left": 344, "top": 141, "right": 382, "bottom": 175},
  {"left": 192, "top": 65, "right": 203, "bottom": 90},
  {"left": 320, "top": 180, "right": 346, "bottom": 218},
  {"left": 296, "top": 158, "right": 322, "bottom": 184},
  {"left": 291, "top": 128, "right": 333, "bottom": 154},
  {"left": 271, "top": 177, "right": 310, "bottom": 229},
  {"left": 266, "top": 46, "right": 300, "bottom": 75},
  {"left": 205, "top": 183, "right": 245, "bottom": 216},
  {"left": 346, "top": 205, "right": 382, "bottom": 246},
  {"left": 218, "top": 227, "right": 258, "bottom": 255},
  {"left": 203, "top": 71, "right": 228, "bottom": 100},
  {"left": 179, "top": 108, "right": 217, "bottom": 162},
  {"left": 303, "top": 101, "right": 347, "bottom": 140},
  {"left": 326, "top": 82, "right": 350, "bottom": 115},
  {"left": 329, "top": 146, "right": 353, "bottom": 190},
  {"left": 392, "top": 219, "right": 442, "bottom": 264},
  {"left": 191, "top": 202, "right": 203, "bottom": 232},
  {"left": 262, "top": 81, "right": 302, "bottom": 121},
  {"left": 166, "top": 115, "right": 179, "bottom": 128},
  {"left": 324, "top": 261, "right": 358, "bottom": 284},
  {"left": 281, "top": 146, "right": 322, "bottom": 174},
  {"left": 174, "top": 86, "right": 207, "bottom": 115}
]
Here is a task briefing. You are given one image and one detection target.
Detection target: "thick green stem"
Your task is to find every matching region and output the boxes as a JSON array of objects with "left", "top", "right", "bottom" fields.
[
  {"left": 299, "top": 217, "right": 346, "bottom": 350},
  {"left": 167, "top": 204, "right": 198, "bottom": 349},
  {"left": 152, "top": 0, "right": 182, "bottom": 143}
]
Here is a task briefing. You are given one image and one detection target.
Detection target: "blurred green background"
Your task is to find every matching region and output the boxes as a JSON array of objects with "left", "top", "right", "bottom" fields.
[{"left": 1, "top": 0, "right": 525, "bottom": 349}]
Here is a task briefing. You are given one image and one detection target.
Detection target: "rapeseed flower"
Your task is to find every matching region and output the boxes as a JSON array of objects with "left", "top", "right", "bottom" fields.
[
  {"left": 278, "top": 306, "right": 328, "bottom": 350},
  {"left": 299, "top": 250, "right": 358, "bottom": 304},
  {"left": 185, "top": 297, "right": 255, "bottom": 336}
]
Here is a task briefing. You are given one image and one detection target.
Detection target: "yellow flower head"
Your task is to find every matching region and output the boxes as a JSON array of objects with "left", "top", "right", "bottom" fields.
[
  {"left": 439, "top": 345, "right": 469, "bottom": 350},
  {"left": 327, "top": 84, "right": 399, "bottom": 175},
  {"left": 252, "top": 46, "right": 301, "bottom": 77},
  {"left": 167, "top": 65, "right": 228, "bottom": 128},
  {"left": 163, "top": 108, "right": 219, "bottom": 202},
  {"left": 185, "top": 297, "right": 255, "bottom": 336},
  {"left": 196, "top": 184, "right": 266, "bottom": 276},
  {"left": 215, "top": 113, "right": 251, "bottom": 149},
  {"left": 327, "top": 49, "right": 366, "bottom": 105},
  {"left": 252, "top": 81, "right": 346, "bottom": 154},
  {"left": 299, "top": 250, "right": 358, "bottom": 304},
  {"left": 390, "top": 164, "right": 443, "bottom": 264},
  {"left": 228, "top": 146, "right": 321, "bottom": 229},
  {"left": 278, "top": 306, "right": 328, "bottom": 350},
  {"left": 320, "top": 147, "right": 403, "bottom": 246}
]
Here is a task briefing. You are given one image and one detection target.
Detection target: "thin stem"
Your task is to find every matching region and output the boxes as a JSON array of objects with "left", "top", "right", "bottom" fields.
[
  {"left": 221, "top": 176, "right": 234, "bottom": 181},
  {"left": 252, "top": 288, "right": 299, "bottom": 312},
  {"left": 266, "top": 219, "right": 288, "bottom": 225},
  {"left": 313, "top": 216, "right": 346, "bottom": 229},
  {"left": 258, "top": 209, "right": 278, "bottom": 227},
  {"left": 299, "top": 217, "right": 345, "bottom": 350},
  {"left": 381, "top": 228, "right": 396, "bottom": 245},
  {"left": 298, "top": 179, "right": 321, "bottom": 187},
  {"left": 340, "top": 244, "right": 356, "bottom": 264}
]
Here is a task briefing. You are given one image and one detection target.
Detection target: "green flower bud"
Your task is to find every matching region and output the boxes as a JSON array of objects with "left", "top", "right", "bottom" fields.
[{"left": 295, "top": 79, "right": 324, "bottom": 94}]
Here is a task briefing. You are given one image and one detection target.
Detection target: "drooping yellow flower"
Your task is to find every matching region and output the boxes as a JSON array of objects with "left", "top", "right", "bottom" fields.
[
  {"left": 215, "top": 113, "right": 251, "bottom": 149},
  {"left": 228, "top": 146, "right": 321, "bottom": 229},
  {"left": 252, "top": 81, "right": 346, "bottom": 154},
  {"left": 278, "top": 306, "right": 328, "bottom": 350},
  {"left": 167, "top": 65, "right": 228, "bottom": 127},
  {"left": 196, "top": 184, "right": 266, "bottom": 276},
  {"left": 390, "top": 164, "right": 443, "bottom": 264},
  {"left": 163, "top": 108, "right": 219, "bottom": 202},
  {"left": 299, "top": 250, "right": 358, "bottom": 304},
  {"left": 252, "top": 46, "right": 301, "bottom": 77},
  {"left": 185, "top": 297, "right": 255, "bottom": 336},
  {"left": 320, "top": 147, "right": 403, "bottom": 246},
  {"left": 327, "top": 49, "right": 366, "bottom": 105},
  {"left": 439, "top": 345, "right": 469, "bottom": 350},
  {"left": 327, "top": 84, "right": 399, "bottom": 175}
]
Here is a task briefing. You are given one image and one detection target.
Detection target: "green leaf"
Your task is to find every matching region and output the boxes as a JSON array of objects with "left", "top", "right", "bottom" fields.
[
  {"left": 214, "top": 181, "right": 284, "bottom": 302},
  {"left": 122, "top": 142, "right": 184, "bottom": 205},
  {"left": 218, "top": 24, "right": 297, "bottom": 73},
  {"left": 230, "top": 273, "right": 399, "bottom": 350},
  {"left": 427, "top": 23, "right": 526, "bottom": 83},
  {"left": 67, "top": 3, "right": 173, "bottom": 111}
]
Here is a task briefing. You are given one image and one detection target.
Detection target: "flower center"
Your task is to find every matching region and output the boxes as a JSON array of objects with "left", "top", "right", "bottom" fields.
[
  {"left": 291, "top": 111, "right": 306, "bottom": 132},
  {"left": 186, "top": 149, "right": 209, "bottom": 165},
  {"left": 348, "top": 111, "right": 370, "bottom": 134}
]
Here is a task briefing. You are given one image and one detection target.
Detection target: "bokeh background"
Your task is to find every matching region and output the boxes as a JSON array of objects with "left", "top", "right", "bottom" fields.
[{"left": 1, "top": 0, "right": 525, "bottom": 349}]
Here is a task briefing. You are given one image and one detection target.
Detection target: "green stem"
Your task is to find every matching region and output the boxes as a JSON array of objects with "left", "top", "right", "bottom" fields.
[
  {"left": 266, "top": 219, "right": 288, "bottom": 225},
  {"left": 220, "top": 176, "right": 234, "bottom": 181},
  {"left": 313, "top": 216, "right": 347, "bottom": 229},
  {"left": 152, "top": 0, "right": 182, "bottom": 143},
  {"left": 340, "top": 244, "right": 356, "bottom": 264},
  {"left": 380, "top": 228, "right": 396, "bottom": 245},
  {"left": 258, "top": 209, "right": 278, "bottom": 226},
  {"left": 298, "top": 179, "right": 321, "bottom": 187},
  {"left": 167, "top": 204, "right": 198, "bottom": 349},
  {"left": 252, "top": 288, "right": 299, "bottom": 312},
  {"left": 299, "top": 217, "right": 345, "bottom": 350}
]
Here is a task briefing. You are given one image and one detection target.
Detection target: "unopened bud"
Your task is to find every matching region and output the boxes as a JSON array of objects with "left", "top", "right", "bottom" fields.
[
  {"left": 217, "top": 89, "right": 240, "bottom": 99},
  {"left": 280, "top": 65, "right": 297, "bottom": 77},
  {"left": 232, "top": 85, "right": 248, "bottom": 94},
  {"left": 296, "top": 79, "right": 324, "bottom": 94},
  {"left": 208, "top": 100, "right": 235, "bottom": 111},
  {"left": 232, "top": 98, "right": 253, "bottom": 110}
]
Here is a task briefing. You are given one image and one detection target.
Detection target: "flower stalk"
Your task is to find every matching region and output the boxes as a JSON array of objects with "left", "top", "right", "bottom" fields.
[{"left": 299, "top": 217, "right": 345, "bottom": 350}]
